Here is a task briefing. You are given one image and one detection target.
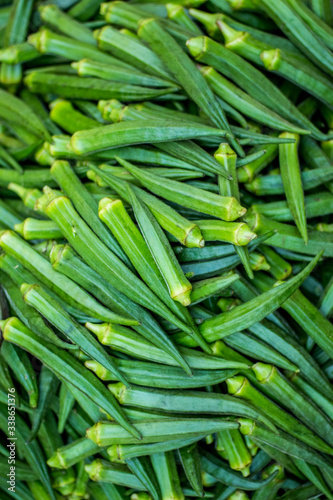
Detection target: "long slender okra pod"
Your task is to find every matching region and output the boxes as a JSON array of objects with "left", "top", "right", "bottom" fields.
[
  {"left": 0, "top": 317, "right": 140, "bottom": 439},
  {"left": 178, "top": 443, "right": 203, "bottom": 497},
  {"left": 21, "top": 283, "right": 130, "bottom": 386},
  {"left": 51, "top": 160, "right": 131, "bottom": 266},
  {"left": 151, "top": 451, "right": 184, "bottom": 500},
  {"left": 227, "top": 375, "right": 333, "bottom": 454},
  {"left": 279, "top": 133, "right": 307, "bottom": 243},
  {"left": 138, "top": 17, "right": 244, "bottom": 156}
]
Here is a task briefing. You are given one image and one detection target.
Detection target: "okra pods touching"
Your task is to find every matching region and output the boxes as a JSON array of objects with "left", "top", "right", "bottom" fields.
[{"left": 1, "top": 0, "right": 333, "bottom": 497}]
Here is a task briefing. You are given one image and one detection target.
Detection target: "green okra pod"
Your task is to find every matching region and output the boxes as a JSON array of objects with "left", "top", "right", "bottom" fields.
[
  {"left": 293, "top": 458, "right": 333, "bottom": 500},
  {"left": 138, "top": 17, "right": 243, "bottom": 156},
  {"left": 0, "top": 267, "right": 74, "bottom": 350},
  {"left": 85, "top": 459, "right": 146, "bottom": 490},
  {"left": 69, "top": 119, "right": 229, "bottom": 156},
  {"left": 126, "top": 456, "right": 160, "bottom": 500},
  {"left": 260, "top": 245, "right": 292, "bottom": 281},
  {"left": 45, "top": 195, "right": 192, "bottom": 373},
  {"left": 127, "top": 186, "right": 193, "bottom": 307},
  {"left": 198, "top": 252, "right": 322, "bottom": 342},
  {"left": 238, "top": 417, "right": 333, "bottom": 471},
  {"left": 178, "top": 443, "right": 203, "bottom": 497},
  {"left": 1, "top": 340, "right": 38, "bottom": 408},
  {"left": 0, "top": 42, "right": 39, "bottom": 65},
  {"left": 151, "top": 451, "right": 184, "bottom": 500},
  {"left": 21, "top": 283, "right": 129, "bottom": 386},
  {"left": 190, "top": 273, "right": 240, "bottom": 305},
  {"left": 0, "top": 199, "right": 22, "bottom": 230},
  {"left": 199, "top": 449, "right": 276, "bottom": 490},
  {"left": 50, "top": 100, "right": 101, "bottom": 134},
  {"left": 108, "top": 382, "right": 275, "bottom": 428},
  {"left": 246, "top": 209, "right": 333, "bottom": 256},
  {"left": 25, "top": 72, "right": 175, "bottom": 101},
  {"left": 116, "top": 157, "right": 245, "bottom": 220},
  {"left": 227, "top": 375, "right": 333, "bottom": 455},
  {"left": 47, "top": 437, "right": 104, "bottom": 470},
  {"left": 73, "top": 59, "right": 172, "bottom": 88},
  {"left": 95, "top": 25, "right": 175, "bottom": 82},
  {"left": 0, "top": 405, "right": 55, "bottom": 500},
  {"left": 289, "top": 372, "right": 333, "bottom": 421},
  {"left": 252, "top": 363, "right": 333, "bottom": 446},
  {"left": 86, "top": 322, "right": 248, "bottom": 370},
  {"left": 257, "top": 0, "right": 333, "bottom": 76},
  {"left": 14, "top": 218, "right": 62, "bottom": 240},
  {"left": 166, "top": 3, "right": 203, "bottom": 34},
  {"left": 195, "top": 219, "right": 257, "bottom": 246},
  {"left": 187, "top": 36, "right": 327, "bottom": 140},
  {"left": 87, "top": 417, "right": 238, "bottom": 446},
  {"left": 51, "top": 160, "right": 130, "bottom": 266},
  {"left": 38, "top": 4, "right": 96, "bottom": 45},
  {"left": 85, "top": 358, "right": 238, "bottom": 388},
  {"left": 279, "top": 133, "right": 307, "bottom": 243},
  {"left": 0, "top": 317, "right": 140, "bottom": 439},
  {"left": 217, "top": 428, "right": 252, "bottom": 473},
  {"left": 7, "top": 183, "right": 42, "bottom": 209},
  {"left": 0, "top": 230, "right": 128, "bottom": 323}
]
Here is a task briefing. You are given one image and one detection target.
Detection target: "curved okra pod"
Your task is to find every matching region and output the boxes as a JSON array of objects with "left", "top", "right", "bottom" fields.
[
  {"left": 227, "top": 375, "right": 333, "bottom": 454},
  {"left": 14, "top": 218, "right": 62, "bottom": 240},
  {"left": 252, "top": 363, "right": 333, "bottom": 446},
  {"left": 178, "top": 443, "right": 203, "bottom": 497},
  {"left": 293, "top": 458, "right": 333, "bottom": 500},
  {"left": 69, "top": 119, "right": 229, "bottom": 156},
  {"left": 51, "top": 160, "right": 131, "bottom": 266},
  {"left": 0, "top": 317, "right": 140, "bottom": 439},
  {"left": 86, "top": 322, "right": 249, "bottom": 370},
  {"left": 117, "top": 156, "right": 245, "bottom": 220},
  {"left": 199, "top": 449, "right": 277, "bottom": 490},
  {"left": 198, "top": 251, "right": 322, "bottom": 342},
  {"left": 73, "top": 59, "right": 173, "bottom": 88},
  {"left": 238, "top": 418, "right": 333, "bottom": 471},
  {"left": 187, "top": 36, "right": 327, "bottom": 140},
  {"left": 138, "top": 17, "right": 243, "bottom": 156},
  {"left": 85, "top": 358, "right": 238, "bottom": 388},
  {"left": 279, "top": 133, "right": 307, "bottom": 243},
  {"left": 108, "top": 382, "right": 275, "bottom": 429},
  {"left": 21, "top": 283, "right": 130, "bottom": 386},
  {"left": 0, "top": 230, "right": 129, "bottom": 323}
]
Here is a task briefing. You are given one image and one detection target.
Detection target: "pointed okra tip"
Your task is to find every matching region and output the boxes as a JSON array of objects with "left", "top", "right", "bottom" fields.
[
  {"left": 252, "top": 362, "right": 274, "bottom": 383},
  {"left": 186, "top": 36, "right": 206, "bottom": 59}
]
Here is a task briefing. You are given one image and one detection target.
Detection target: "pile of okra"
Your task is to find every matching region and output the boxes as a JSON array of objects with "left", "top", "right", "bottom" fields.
[{"left": 1, "top": 0, "right": 333, "bottom": 499}]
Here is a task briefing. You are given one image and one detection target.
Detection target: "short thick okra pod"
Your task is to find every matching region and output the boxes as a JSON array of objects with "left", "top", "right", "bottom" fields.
[{"left": 0, "top": 317, "right": 140, "bottom": 439}]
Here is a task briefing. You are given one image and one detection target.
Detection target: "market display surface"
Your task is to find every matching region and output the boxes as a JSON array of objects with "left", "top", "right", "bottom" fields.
[{"left": 1, "top": 0, "right": 333, "bottom": 499}]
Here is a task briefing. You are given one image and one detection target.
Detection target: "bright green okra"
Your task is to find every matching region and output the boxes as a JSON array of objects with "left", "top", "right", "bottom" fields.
[
  {"left": 87, "top": 417, "right": 239, "bottom": 446},
  {"left": 227, "top": 375, "right": 333, "bottom": 455},
  {"left": 138, "top": 17, "right": 243, "bottom": 156},
  {"left": 0, "top": 317, "right": 140, "bottom": 439},
  {"left": 190, "top": 273, "right": 240, "bottom": 305},
  {"left": 0, "top": 42, "right": 40, "bottom": 64},
  {"left": 50, "top": 100, "right": 101, "bottom": 134},
  {"left": 0, "top": 230, "right": 128, "bottom": 323},
  {"left": 116, "top": 156, "right": 245, "bottom": 220},
  {"left": 21, "top": 283, "right": 129, "bottom": 386},
  {"left": 85, "top": 460, "right": 146, "bottom": 490},
  {"left": 151, "top": 451, "right": 184, "bottom": 500},
  {"left": 14, "top": 218, "right": 62, "bottom": 240}
]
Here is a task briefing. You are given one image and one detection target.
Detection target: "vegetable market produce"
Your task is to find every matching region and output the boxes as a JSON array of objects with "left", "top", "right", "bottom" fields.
[{"left": 0, "top": 1, "right": 333, "bottom": 498}]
